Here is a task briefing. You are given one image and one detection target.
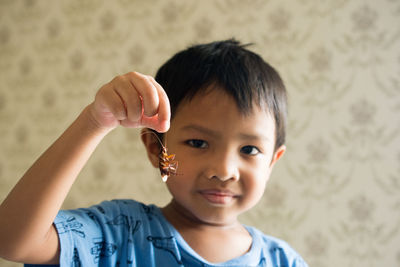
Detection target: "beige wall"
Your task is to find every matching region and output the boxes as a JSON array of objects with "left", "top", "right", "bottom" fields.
[{"left": 1, "top": 0, "right": 399, "bottom": 266}]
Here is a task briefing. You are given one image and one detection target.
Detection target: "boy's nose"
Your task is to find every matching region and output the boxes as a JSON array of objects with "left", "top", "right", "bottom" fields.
[{"left": 205, "top": 151, "right": 239, "bottom": 182}]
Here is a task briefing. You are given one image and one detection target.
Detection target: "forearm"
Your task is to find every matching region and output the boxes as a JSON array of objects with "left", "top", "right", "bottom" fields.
[{"left": 0, "top": 104, "right": 111, "bottom": 258}]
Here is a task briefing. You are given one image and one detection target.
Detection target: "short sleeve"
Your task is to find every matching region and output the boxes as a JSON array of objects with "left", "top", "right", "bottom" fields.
[{"left": 54, "top": 200, "right": 130, "bottom": 266}]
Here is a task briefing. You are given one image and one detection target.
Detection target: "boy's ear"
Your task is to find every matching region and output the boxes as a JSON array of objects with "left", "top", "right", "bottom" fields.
[
  {"left": 269, "top": 145, "right": 286, "bottom": 168},
  {"left": 140, "top": 129, "right": 160, "bottom": 169}
]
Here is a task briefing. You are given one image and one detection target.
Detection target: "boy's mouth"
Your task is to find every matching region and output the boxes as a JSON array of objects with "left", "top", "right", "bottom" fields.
[{"left": 198, "top": 189, "right": 239, "bottom": 205}]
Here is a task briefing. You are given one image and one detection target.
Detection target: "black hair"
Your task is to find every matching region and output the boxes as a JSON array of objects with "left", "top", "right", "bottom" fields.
[{"left": 155, "top": 39, "right": 287, "bottom": 151}]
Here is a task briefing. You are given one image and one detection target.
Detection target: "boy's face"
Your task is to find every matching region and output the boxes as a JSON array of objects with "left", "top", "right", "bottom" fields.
[{"left": 144, "top": 87, "right": 285, "bottom": 226}]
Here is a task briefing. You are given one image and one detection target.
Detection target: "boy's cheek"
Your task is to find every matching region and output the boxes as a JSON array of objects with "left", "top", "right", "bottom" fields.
[
  {"left": 174, "top": 155, "right": 201, "bottom": 174},
  {"left": 242, "top": 182, "right": 268, "bottom": 208},
  {"left": 242, "top": 171, "right": 270, "bottom": 193},
  {"left": 166, "top": 178, "right": 193, "bottom": 199}
]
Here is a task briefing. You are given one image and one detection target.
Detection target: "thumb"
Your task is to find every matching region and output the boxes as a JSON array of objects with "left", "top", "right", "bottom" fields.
[{"left": 141, "top": 115, "right": 170, "bottom": 133}]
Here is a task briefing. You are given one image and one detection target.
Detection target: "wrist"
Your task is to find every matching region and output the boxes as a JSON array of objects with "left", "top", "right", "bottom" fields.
[{"left": 79, "top": 104, "right": 115, "bottom": 138}]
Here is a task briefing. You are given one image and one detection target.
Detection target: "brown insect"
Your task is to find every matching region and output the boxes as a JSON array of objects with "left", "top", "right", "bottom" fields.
[{"left": 141, "top": 131, "right": 178, "bottom": 182}]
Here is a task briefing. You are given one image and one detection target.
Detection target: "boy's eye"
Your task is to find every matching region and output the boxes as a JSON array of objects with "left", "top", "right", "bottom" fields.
[
  {"left": 186, "top": 139, "right": 208, "bottom": 149},
  {"left": 240, "top": 145, "right": 260, "bottom": 155}
]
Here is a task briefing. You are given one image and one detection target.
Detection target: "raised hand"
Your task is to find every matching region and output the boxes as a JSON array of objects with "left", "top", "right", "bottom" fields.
[{"left": 89, "top": 71, "right": 170, "bottom": 133}]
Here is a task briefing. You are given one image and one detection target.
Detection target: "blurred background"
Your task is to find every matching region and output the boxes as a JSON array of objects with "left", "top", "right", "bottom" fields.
[{"left": 0, "top": 0, "right": 399, "bottom": 266}]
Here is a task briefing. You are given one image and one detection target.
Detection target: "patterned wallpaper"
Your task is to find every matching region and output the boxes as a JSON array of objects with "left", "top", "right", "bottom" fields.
[{"left": 0, "top": 0, "right": 399, "bottom": 266}]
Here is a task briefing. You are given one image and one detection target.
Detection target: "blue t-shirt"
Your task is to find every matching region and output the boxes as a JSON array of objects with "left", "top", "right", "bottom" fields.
[{"left": 26, "top": 199, "right": 308, "bottom": 267}]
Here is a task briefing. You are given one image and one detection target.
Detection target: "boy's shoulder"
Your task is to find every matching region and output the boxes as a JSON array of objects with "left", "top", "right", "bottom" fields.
[
  {"left": 245, "top": 226, "right": 308, "bottom": 266},
  {"left": 84, "top": 198, "right": 160, "bottom": 221},
  {"left": 79, "top": 198, "right": 156, "bottom": 215},
  {"left": 55, "top": 199, "right": 159, "bottom": 237}
]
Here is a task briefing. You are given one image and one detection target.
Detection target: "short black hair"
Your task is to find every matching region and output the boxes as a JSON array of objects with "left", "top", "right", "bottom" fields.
[{"left": 155, "top": 39, "right": 287, "bottom": 151}]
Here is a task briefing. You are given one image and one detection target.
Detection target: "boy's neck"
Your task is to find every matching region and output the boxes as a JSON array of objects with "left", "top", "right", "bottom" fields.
[{"left": 161, "top": 200, "right": 253, "bottom": 263}]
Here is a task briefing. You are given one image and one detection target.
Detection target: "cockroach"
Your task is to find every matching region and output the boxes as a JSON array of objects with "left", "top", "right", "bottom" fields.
[{"left": 141, "top": 131, "right": 178, "bottom": 182}]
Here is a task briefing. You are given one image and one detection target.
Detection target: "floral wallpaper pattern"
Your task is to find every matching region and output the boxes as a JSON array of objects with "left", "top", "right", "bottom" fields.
[{"left": 0, "top": 0, "right": 399, "bottom": 266}]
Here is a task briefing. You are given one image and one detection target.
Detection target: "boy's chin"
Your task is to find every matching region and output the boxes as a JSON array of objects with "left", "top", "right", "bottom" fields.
[
  {"left": 192, "top": 210, "right": 242, "bottom": 227},
  {"left": 164, "top": 199, "right": 244, "bottom": 227}
]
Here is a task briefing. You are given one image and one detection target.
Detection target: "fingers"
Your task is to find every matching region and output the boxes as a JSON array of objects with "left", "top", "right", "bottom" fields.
[
  {"left": 126, "top": 72, "right": 159, "bottom": 118},
  {"left": 147, "top": 76, "right": 171, "bottom": 132},
  {"left": 98, "top": 72, "right": 170, "bottom": 132},
  {"left": 112, "top": 75, "right": 142, "bottom": 122},
  {"left": 123, "top": 72, "right": 170, "bottom": 132},
  {"left": 95, "top": 82, "right": 127, "bottom": 121}
]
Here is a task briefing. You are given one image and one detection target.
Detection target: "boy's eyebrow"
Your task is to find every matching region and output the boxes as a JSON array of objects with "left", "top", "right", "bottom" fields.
[
  {"left": 180, "top": 124, "right": 270, "bottom": 142},
  {"left": 237, "top": 132, "right": 270, "bottom": 142},
  {"left": 181, "top": 125, "right": 221, "bottom": 138}
]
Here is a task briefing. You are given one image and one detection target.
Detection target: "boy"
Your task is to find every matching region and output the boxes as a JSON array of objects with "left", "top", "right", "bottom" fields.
[{"left": 0, "top": 40, "right": 308, "bottom": 266}]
